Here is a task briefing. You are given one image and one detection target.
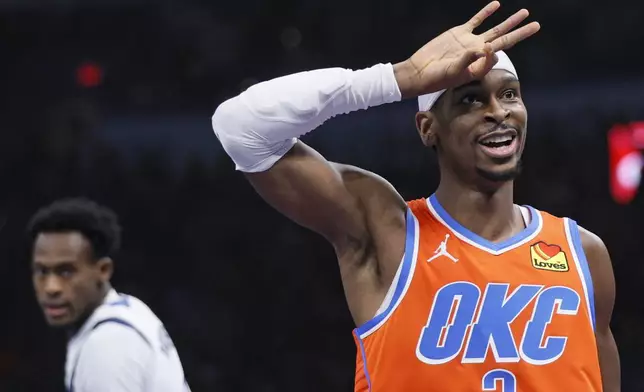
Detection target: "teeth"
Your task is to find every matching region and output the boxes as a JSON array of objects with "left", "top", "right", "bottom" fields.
[{"left": 481, "top": 135, "right": 513, "bottom": 144}]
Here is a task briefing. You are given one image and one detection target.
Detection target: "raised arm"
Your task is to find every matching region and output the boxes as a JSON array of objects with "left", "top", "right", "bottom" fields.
[
  {"left": 212, "top": 1, "right": 540, "bottom": 250},
  {"left": 580, "top": 227, "right": 621, "bottom": 392},
  {"left": 213, "top": 65, "right": 404, "bottom": 248}
]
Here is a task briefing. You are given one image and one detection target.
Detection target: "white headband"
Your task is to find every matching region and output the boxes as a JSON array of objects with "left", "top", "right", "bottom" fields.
[{"left": 417, "top": 50, "right": 518, "bottom": 112}]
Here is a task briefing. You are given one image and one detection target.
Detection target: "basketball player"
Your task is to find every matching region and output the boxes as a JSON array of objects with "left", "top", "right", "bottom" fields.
[
  {"left": 29, "top": 198, "right": 190, "bottom": 391},
  {"left": 212, "top": 2, "right": 620, "bottom": 391}
]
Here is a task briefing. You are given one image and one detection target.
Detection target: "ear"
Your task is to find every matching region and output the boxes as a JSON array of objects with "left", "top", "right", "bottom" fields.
[
  {"left": 96, "top": 257, "right": 114, "bottom": 282},
  {"left": 415, "top": 111, "right": 439, "bottom": 149}
]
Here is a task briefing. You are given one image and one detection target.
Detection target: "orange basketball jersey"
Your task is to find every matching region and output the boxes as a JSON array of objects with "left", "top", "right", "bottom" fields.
[{"left": 353, "top": 195, "right": 602, "bottom": 392}]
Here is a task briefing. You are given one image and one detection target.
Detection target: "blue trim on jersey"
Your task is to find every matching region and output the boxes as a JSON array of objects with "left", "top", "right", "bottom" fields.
[
  {"left": 107, "top": 295, "right": 130, "bottom": 307},
  {"left": 567, "top": 219, "right": 596, "bottom": 330},
  {"left": 68, "top": 318, "right": 151, "bottom": 392},
  {"left": 356, "top": 335, "right": 372, "bottom": 391},
  {"left": 354, "top": 208, "right": 416, "bottom": 336},
  {"left": 92, "top": 318, "right": 151, "bottom": 346},
  {"left": 428, "top": 194, "right": 539, "bottom": 252}
]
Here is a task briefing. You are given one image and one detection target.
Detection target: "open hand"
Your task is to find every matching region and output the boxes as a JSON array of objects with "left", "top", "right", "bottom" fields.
[{"left": 395, "top": 1, "right": 540, "bottom": 99}]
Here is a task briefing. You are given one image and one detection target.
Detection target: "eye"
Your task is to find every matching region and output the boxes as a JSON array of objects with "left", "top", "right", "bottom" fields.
[
  {"left": 32, "top": 265, "right": 47, "bottom": 276},
  {"left": 501, "top": 89, "right": 518, "bottom": 100},
  {"left": 460, "top": 94, "right": 482, "bottom": 105},
  {"left": 57, "top": 265, "right": 77, "bottom": 278}
]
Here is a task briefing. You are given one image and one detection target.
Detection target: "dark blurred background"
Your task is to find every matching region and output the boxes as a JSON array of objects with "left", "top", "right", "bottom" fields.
[{"left": 1, "top": 0, "right": 643, "bottom": 390}]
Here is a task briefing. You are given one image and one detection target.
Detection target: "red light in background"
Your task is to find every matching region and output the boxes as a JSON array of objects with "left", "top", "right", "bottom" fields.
[
  {"left": 608, "top": 123, "right": 643, "bottom": 205},
  {"left": 630, "top": 121, "right": 644, "bottom": 149},
  {"left": 76, "top": 61, "right": 103, "bottom": 88}
]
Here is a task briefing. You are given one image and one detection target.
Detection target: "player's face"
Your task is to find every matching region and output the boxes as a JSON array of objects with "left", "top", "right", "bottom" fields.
[
  {"left": 31, "top": 232, "right": 112, "bottom": 328},
  {"left": 419, "top": 70, "right": 527, "bottom": 189}
]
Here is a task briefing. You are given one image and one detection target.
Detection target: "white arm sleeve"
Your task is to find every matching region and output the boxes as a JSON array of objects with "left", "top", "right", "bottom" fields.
[
  {"left": 212, "top": 63, "right": 402, "bottom": 173},
  {"left": 72, "top": 323, "right": 153, "bottom": 392}
]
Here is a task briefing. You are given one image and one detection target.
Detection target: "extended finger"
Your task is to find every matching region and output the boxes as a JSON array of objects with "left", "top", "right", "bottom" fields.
[
  {"left": 481, "top": 9, "right": 530, "bottom": 42},
  {"left": 466, "top": 1, "right": 501, "bottom": 30},
  {"left": 469, "top": 44, "right": 499, "bottom": 79},
  {"left": 455, "top": 48, "right": 487, "bottom": 74},
  {"left": 490, "top": 21, "right": 541, "bottom": 51}
]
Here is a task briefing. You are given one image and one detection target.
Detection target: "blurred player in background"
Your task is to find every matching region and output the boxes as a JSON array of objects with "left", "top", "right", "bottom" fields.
[
  {"left": 212, "top": 1, "right": 620, "bottom": 391},
  {"left": 29, "top": 198, "right": 190, "bottom": 392}
]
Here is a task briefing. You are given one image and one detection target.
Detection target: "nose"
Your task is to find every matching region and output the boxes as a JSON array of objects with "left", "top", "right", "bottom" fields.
[
  {"left": 484, "top": 98, "right": 510, "bottom": 124},
  {"left": 42, "top": 275, "right": 63, "bottom": 297}
]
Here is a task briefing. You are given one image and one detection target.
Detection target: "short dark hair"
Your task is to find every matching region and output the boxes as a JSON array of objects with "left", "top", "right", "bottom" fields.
[{"left": 27, "top": 198, "right": 122, "bottom": 260}]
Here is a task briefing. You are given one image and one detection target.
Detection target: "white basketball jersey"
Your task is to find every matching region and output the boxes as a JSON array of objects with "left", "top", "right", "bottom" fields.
[{"left": 65, "top": 289, "right": 190, "bottom": 391}]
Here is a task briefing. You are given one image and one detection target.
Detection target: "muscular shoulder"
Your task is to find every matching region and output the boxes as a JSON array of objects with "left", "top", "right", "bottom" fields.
[
  {"left": 331, "top": 162, "right": 406, "bottom": 212},
  {"left": 578, "top": 226, "right": 612, "bottom": 274},
  {"left": 331, "top": 162, "right": 407, "bottom": 271},
  {"left": 578, "top": 226, "right": 616, "bottom": 330}
]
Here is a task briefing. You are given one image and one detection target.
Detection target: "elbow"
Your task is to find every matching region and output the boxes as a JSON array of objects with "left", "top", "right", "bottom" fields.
[
  {"left": 211, "top": 96, "right": 252, "bottom": 170},
  {"left": 212, "top": 96, "right": 286, "bottom": 173},
  {"left": 211, "top": 90, "right": 298, "bottom": 173},
  {"left": 212, "top": 96, "right": 244, "bottom": 143}
]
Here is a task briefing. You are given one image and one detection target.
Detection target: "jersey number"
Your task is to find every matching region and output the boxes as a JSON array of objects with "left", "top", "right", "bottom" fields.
[{"left": 482, "top": 369, "right": 516, "bottom": 392}]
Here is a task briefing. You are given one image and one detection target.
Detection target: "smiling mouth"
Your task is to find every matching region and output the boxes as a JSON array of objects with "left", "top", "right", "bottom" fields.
[{"left": 477, "top": 131, "right": 519, "bottom": 159}]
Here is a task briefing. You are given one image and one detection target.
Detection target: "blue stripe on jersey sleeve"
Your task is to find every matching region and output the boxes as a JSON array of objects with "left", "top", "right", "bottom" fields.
[
  {"left": 567, "top": 219, "right": 596, "bottom": 330},
  {"left": 354, "top": 208, "right": 416, "bottom": 337}
]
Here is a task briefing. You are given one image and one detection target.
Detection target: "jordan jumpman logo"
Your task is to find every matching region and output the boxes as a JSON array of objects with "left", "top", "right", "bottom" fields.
[{"left": 427, "top": 234, "right": 459, "bottom": 263}]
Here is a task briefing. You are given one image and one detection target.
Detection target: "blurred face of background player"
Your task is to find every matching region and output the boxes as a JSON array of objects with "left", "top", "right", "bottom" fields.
[
  {"left": 32, "top": 231, "right": 112, "bottom": 328},
  {"left": 416, "top": 70, "right": 527, "bottom": 192}
]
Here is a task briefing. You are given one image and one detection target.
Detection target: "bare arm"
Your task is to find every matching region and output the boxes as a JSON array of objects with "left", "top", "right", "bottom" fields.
[
  {"left": 213, "top": 63, "right": 406, "bottom": 250},
  {"left": 212, "top": 1, "right": 539, "bottom": 247},
  {"left": 246, "top": 142, "right": 405, "bottom": 248},
  {"left": 580, "top": 227, "right": 621, "bottom": 392}
]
